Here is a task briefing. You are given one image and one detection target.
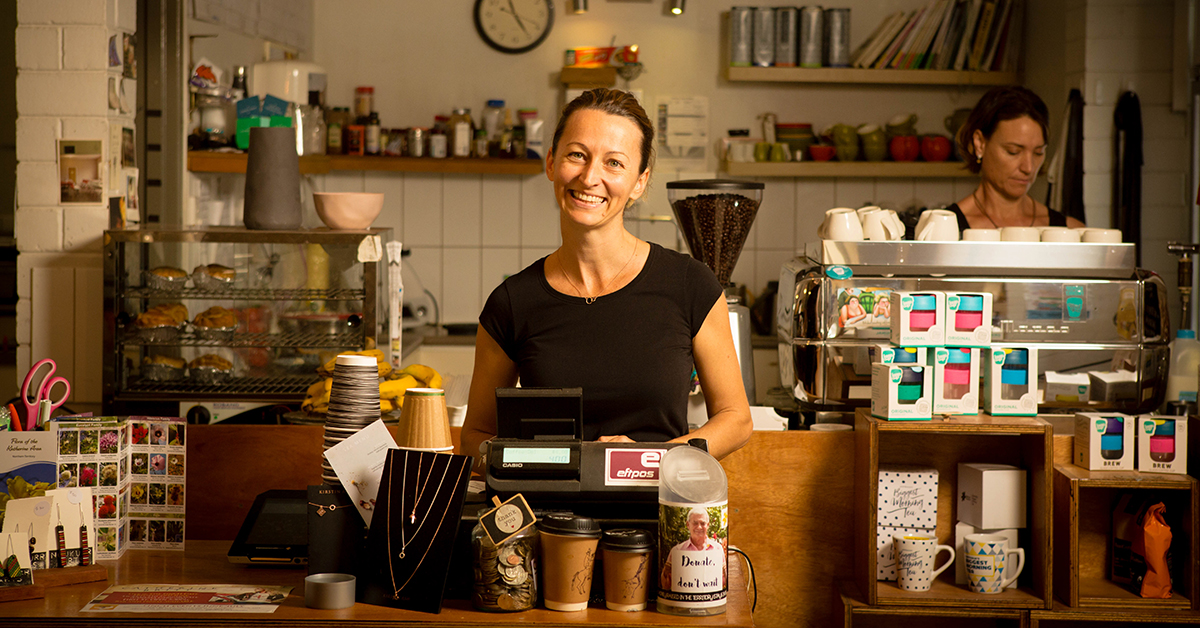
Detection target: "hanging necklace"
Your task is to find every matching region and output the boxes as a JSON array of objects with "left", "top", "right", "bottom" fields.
[
  {"left": 556, "top": 238, "right": 639, "bottom": 304},
  {"left": 391, "top": 451, "right": 451, "bottom": 560},
  {"left": 385, "top": 456, "right": 468, "bottom": 599},
  {"left": 973, "top": 189, "right": 1034, "bottom": 228},
  {"left": 409, "top": 452, "right": 433, "bottom": 524}
]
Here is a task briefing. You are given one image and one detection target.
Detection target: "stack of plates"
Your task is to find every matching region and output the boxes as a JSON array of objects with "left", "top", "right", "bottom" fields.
[{"left": 321, "top": 354, "right": 381, "bottom": 484}]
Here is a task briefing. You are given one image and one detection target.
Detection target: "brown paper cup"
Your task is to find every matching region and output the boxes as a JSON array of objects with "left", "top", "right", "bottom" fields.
[
  {"left": 540, "top": 532, "right": 600, "bottom": 611},
  {"left": 603, "top": 548, "right": 651, "bottom": 611},
  {"left": 396, "top": 388, "right": 453, "bottom": 451}
]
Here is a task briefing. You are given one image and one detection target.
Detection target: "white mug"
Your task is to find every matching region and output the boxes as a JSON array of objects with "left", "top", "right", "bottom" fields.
[
  {"left": 1001, "top": 226, "right": 1040, "bottom": 242},
  {"left": 1081, "top": 228, "right": 1122, "bottom": 243},
  {"left": 894, "top": 533, "right": 954, "bottom": 592},
  {"left": 863, "top": 209, "right": 905, "bottom": 241},
  {"left": 962, "top": 228, "right": 1001, "bottom": 242},
  {"left": 818, "top": 207, "right": 864, "bottom": 241},
  {"left": 964, "top": 534, "right": 1024, "bottom": 594},
  {"left": 1041, "top": 227, "right": 1081, "bottom": 243},
  {"left": 915, "top": 209, "right": 959, "bottom": 241}
]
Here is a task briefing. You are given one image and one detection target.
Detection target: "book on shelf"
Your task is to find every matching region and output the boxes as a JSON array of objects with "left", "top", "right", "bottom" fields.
[
  {"left": 924, "top": 0, "right": 960, "bottom": 69},
  {"left": 850, "top": 11, "right": 898, "bottom": 67},
  {"left": 997, "top": 0, "right": 1024, "bottom": 71},
  {"left": 933, "top": 0, "right": 968, "bottom": 70},
  {"left": 905, "top": 0, "right": 948, "bottom": 68},
  {"left": 875, "top": 6, "right": 925, "bottom": 68},
  {"left": 954, "top": 0, "right": 984, "bottom": 70},
  {"left": 854, "top": 11, "right": 910, "bottom": 69},
  {"left": 979, "top": 0, "right": 1012, "bottom": 70},
  {"left": 967, "top": 0, "right": 998, "bottom": 70},
  {"left": 891, "top": 0, "right": 938, "bottom": 69}
]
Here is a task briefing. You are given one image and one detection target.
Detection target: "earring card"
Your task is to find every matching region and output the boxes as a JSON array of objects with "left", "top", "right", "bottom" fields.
[{"left": 0, "top": 531, "right": 33, "bottom": 587}]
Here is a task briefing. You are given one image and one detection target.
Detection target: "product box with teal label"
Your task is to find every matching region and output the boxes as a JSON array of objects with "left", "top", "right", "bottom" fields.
[
  {"left": 891, "top": 291, "right": 945, "bottom": 346},
  {"left": 982, "top": 347, "right": 1038, "bottom": 416},
  {"left": 933, "top": 347, "right": 979, "bottom": 415},
  {"left": 871, "top": 363, "right": 933, "bottom": 420},
  {"left": 1074, "top": 412, "right": 1134, "bottom": 470},
  {"left": 944, "top": 292, "right": 992, "bottom": 346},
  {"left": 1136, "top": 415, "right": 1187, "bottom": 474},
  {"left": 873, "top": 344, "right": 928, "bottom": 365}
]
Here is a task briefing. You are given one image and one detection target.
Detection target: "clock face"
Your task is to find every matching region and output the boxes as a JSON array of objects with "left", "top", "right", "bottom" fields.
[{"left": 474, "top": 0, "right": 555, "bottom": 54}]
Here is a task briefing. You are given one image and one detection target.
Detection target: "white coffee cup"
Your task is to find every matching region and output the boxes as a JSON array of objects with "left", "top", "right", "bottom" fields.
[
  {"left": 964, "top": 533, "right": 1025, "bottom": 594},
  {"left": 962, "top": 228, "right": 1001, "bottom": 242},
  {"left": 1041, "top": 227, "right": 1081, "bottom": 243},
  {"left": 915, "top": 209, "right": 960, "bottom": 241},
  {"left": 1001, "top": 227, "right": 1040, "bottom": 242},
  {"left": 1081, "top": 228, "right": 1122, "bottom": 243},
  {"left": 818, "top": 207, "right": 864, "bottom": 241},
  {"left": 862, "top": 209, "right": 905, "bottom": 241},
  {"left": 894, "top": 533, "right": 955, "bottom": 592}
]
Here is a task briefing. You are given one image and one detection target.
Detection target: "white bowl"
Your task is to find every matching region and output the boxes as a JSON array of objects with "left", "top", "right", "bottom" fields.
[{"left": 312, "top": 192, "right": 384, "bottom": 230}]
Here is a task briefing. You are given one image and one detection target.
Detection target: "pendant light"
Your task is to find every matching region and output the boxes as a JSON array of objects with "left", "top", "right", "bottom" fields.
[
  {"left": 572, "top": 0, "right": 587, "bottom": 14},
  {"left": 669, "top": 0, "right": 685, "bottom": 15}
]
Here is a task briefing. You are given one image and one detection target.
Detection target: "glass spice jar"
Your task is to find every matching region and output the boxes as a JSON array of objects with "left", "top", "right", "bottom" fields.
[{"left": 471, "top": 522, "right": 538, "bottom": 612}]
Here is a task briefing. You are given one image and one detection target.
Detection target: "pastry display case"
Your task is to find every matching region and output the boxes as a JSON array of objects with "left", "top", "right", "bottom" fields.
[{"left": 103, "top": 227, "right": 393, "bottom": 416}]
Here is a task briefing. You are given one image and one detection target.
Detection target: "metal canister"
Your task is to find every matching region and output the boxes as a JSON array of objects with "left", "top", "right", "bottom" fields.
[
  {"left": 406, "top": 127, "right": 426, "bottom": 157},
  {"left": 774, "top": 7, "right": 798, "bottom": 67},
  {"left": 752, "top": 6, "right": 775, "bottom": 67},
  {"left": 823, "top": 7, "right": 851, "bottom": 68},
  {"left": 799, "top": 6, "right": 824, "bottom": 68},
  {"left": 729, "top": 7, "right": 754, "bottom": 67}
]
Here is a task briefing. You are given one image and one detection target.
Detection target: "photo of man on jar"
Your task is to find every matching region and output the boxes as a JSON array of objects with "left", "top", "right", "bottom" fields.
[{"left": 659, "top": 506, "right": 727, "bottom": 592}]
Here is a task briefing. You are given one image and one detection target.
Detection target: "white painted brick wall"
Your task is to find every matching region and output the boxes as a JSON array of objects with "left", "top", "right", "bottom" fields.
[
  {"left": 16, "top": 71, "right": 108, "bottom": 116},
  {"left": 117, "top": 0, "right": 136, "bottom": 31},
  {"left": 62, "top": 26, "right": 109, "bottom": 70},
  {"left": 18, "top": 0, "right": 106, "bottom": 25},
  {"left": 15, "top": 208, "right": 64, "bottom": 252},
  {"left": 16, "top": 162, "right": 61, "bottom": 208},
  {"left": 16, "top": 26, "right": 61, "bottom": 70},
  {"left": 15, "top": 116, "right": 60, "bottom": 162},
  {"left": 61, "top": 116, "right": 109, "bottom": 141},
  {"left": 62, "top": 207, "right": 111, "bottom": 252}
]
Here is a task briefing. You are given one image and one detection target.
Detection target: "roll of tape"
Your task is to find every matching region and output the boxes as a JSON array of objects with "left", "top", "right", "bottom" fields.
[{"left": 305, "top": 573, "right": 357, "bottom": 610}]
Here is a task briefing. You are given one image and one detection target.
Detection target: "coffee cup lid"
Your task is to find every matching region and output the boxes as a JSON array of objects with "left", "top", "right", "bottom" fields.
[
  {"left": 601, "top": 528, "right": 653, "bottom": 551},
  {"left": 946, "top": 348, "right": 972, "bottom": 364},
  {"left": 537, "top": 513, "right": 601, "bottom": 537}
]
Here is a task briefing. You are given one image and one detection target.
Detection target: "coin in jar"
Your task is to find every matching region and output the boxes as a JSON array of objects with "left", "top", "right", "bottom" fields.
[
  {"left": 497, "top": 592, "right": 516, "bottom": 611},
  {"left": 500, "top": 565, "right": 528, "bottom": 586}
]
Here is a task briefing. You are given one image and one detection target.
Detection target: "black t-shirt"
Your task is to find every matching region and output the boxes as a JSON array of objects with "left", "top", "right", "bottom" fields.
[{"left": 479, "top": 243, "right": 725, "bottom": 442}]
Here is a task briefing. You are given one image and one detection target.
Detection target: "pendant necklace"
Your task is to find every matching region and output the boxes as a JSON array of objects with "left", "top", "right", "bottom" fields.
[
  {"left": 557, "top": 238, "right": 639, "bottom": 304},
  {"left": 974, "top": 189, "right": 1034, "bottom": 228},
  {"left": 308, "top": 501, "right": 341, "bottom": 517},
  {"left": 409, "top": 452, "right": 433, "bottom": 524},
  {"left": 391, "top": 451, "right": 450, "bottom": 560},
  {"left": 385, "top": 456, "right": 468, "bottom": 599}
]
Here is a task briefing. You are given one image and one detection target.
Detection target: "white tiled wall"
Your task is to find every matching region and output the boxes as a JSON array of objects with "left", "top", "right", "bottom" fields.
[{"left": 14, "top": 0, "right": 136, "bottom": 404}]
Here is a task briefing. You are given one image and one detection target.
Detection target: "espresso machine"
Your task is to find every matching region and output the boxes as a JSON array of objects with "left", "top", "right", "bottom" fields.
[
  {"left": 776, "top": 240, "right": 1172, "bottom": 416},
  {"left": 666, "top": 179, "right": 764, "bottom": 403}
]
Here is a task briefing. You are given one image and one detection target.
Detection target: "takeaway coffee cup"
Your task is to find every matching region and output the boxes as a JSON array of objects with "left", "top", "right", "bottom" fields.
[
  {"left": 538, "top": 514, "right": 602, "bottom": 611},
  {"left": 962, "top": 228, "right": 1001, "bottom": 242},
  {"left": 818, "top": 207, "right": 864, "bottom": 240},
  {"left": 1001, "top": 227, "right": 1040, "bottom": 242},
  {"left": 894, "top": 533, "right": 954, "bottom": 592},
  {"left": 601, "top": 529, "right": 654, "bottom": 611},
  {"left": 915, "top": 209, "right": 959, "bottom": 241},
  {"left": 964, "top": 533, "right": 1024, "bottom": 594}
]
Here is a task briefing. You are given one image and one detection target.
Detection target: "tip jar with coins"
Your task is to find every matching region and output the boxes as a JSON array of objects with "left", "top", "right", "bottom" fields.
[{"left": 471, "top": 521, "right": 538, "bottom": 611}]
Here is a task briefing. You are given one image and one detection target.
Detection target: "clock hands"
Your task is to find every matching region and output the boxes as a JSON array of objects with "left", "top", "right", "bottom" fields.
[{"left": 500, "top": 0, "right": 530, "bottom": 36}]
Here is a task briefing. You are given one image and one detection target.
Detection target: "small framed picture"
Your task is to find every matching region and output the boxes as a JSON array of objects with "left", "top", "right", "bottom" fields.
[
  {"left": 121, "top": 128, "right": 136, "bottom": 168},
  {"left": 122, "top": 33, "right": 136, "bottom": 79},
  {"left": 124, "top": 168, "right": 139, "bottom": 214},
  {"left": 108, "top": 34, "right": 121, "bottom": 67},
  {"left": 58, "top": 140, "right": 104, "bottom": 204}
]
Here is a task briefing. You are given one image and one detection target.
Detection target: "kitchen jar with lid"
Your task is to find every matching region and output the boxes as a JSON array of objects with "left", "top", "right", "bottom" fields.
[
  {"left": 449, "top": 108, "right": 474, "bottom": 158},
  {"left": 483, "top": 100, "right": 505, "bottom": 144},
  {"left": 471, "top": 521, "right": 538, "bottom": 612},
  {"left": 365, "top": 112, "right": 381, "bottom": 155},
  {"left": 354, "top": 86, "right": 374, "bottom": 120}
]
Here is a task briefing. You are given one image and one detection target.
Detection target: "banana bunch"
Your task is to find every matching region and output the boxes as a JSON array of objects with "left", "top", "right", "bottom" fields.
[{"left": 301, "top": 360, "right": 444, "bottom": 415}]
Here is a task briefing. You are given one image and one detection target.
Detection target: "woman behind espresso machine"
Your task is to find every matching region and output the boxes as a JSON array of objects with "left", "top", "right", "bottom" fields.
[{"left": 460, "top": 88, "right": 752, "bottom": 463}]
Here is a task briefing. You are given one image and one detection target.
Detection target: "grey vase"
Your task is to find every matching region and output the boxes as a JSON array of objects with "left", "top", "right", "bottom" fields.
[{"left": 243, "top": 126, "right": 302, "bottom": 230}]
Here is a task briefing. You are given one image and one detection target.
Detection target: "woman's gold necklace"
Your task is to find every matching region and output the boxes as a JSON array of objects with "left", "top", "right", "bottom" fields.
[
  {"left": 385, "top": 455, "right": 467, "bottom": 599},
  {"left": 557, "top": 239, "right": 639, "bottom": 304},
  {"left": 973, "top": 189, "right": 1034, "bottom": 228}
]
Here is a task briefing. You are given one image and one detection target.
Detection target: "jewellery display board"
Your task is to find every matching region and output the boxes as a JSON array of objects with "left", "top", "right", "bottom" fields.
[
  {"left": 307, "top": 485, "right": 366, "bottom": 576},
  {"left": 360, "top": 450, "right": 472, "bottom": 613}
]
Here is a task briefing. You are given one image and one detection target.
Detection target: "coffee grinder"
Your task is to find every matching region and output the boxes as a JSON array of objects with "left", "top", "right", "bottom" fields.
[{"left": 667, "top": 179, "right": 764, "bottom": 402}]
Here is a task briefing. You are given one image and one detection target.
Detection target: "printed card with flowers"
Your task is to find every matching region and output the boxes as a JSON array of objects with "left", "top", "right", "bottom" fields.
[
  {"left": 50, "top": 417, "right": 132, "bottom": 561},
  {"left": 127, "top": 417, "right": 185, "bottom": 551},
  {"left": 128, "top": 513, "right": 184, "bottom": 550}
]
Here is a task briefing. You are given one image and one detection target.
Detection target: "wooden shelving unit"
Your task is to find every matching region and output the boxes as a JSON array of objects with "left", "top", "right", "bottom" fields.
[
  {"left": 725, "top": 160, "right": 973, "bottom": 178},
  {"left": 853, "top": 410, "right": 1054, "bottom": 611},
  {"left": 1052, "top": 464, "right": 1198, "bottom": 610},
  {"left": 835, "top": 582, "right": 1027, "bottom": 627},
  {"left": 726, "top": 66, "right": 1021, "bottom": 86},
  {"left": 187, "top": 151, "right": 544, "bottom": 176}
]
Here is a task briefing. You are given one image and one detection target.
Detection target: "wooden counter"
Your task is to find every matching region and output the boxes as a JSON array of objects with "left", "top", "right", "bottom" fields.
[{"left": 4, "top": 540, "right": 753, "bottom": 627}]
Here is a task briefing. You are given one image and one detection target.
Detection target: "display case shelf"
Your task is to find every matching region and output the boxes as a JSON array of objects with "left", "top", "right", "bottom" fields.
[
  {"left": 123, "top": 287, "right": 366, "bottom": 301},
  {"left": 187, "top": 151, "right": 544, "bottom": 176},
  {"left": 853, "top": 409, "right": 1053, "bottom": 610},
  {"left": 726, "top": 66, "right": 1021, "bottom": 86},
  {"left": 724, "top": 160, "right": 974, "bottom": 178},
  {"left": 1052, "top": 463, "right": 1198, "bottom": 610},
  {"left": 123, "top": 375, "right": 319, "bottom": 398},
  {"left": 121, "top": 330, "right": 364, "bottom": 348}
]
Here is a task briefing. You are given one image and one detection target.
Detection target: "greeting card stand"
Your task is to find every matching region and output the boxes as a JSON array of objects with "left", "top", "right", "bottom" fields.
[{"left": 358, "top": 450, "right": 472, "bottom": 614}]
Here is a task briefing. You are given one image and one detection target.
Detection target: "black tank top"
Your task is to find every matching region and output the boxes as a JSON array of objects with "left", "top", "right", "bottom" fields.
[{"left": 942, "top": 202, "right": 1069, "bottom": 231}]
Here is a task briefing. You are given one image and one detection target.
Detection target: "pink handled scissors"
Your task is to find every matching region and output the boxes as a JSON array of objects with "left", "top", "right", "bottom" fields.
[{"left": 22, "top": 358, "right": 70, "bottom": 430}]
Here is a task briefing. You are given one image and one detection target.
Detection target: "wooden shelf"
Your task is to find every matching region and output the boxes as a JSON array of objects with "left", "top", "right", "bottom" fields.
[
  {"left": 187, "top": 151, "right": 544, "bottom": 176},
  {"left": 875, "top": 579, "right": 1045, "bottom": 609},
  {"left": 726, "top": 66, "right": 1021, "bottom": 86},
  {"left": 725, "top": 160, "right": 974, "bottom": 178},
  {"left": 1032, "top": 599, "right": 1200, "bottom": 623}
]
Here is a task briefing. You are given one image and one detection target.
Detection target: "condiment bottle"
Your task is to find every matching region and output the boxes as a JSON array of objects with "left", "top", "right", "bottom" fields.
[
  {"left": 516, "top": 108, "right": 537, "bottom": 159},
  {"left": 496, "top": 108, "right": 514, "bottom": 158},
  {"left": 449, "top": 108, "right": 474, "bottom": 158},
  {"left": 483, "top": 99, "right": 505, "bottom": 154},
  {"left": 473, "top": 128, "right": 489, "bottom": 158},
  {"left": 326, "top": 110, "right": 343, "bottom": 155},
  {"left": 365, "top": 112, "right": 381, "bottom": 155},
  {"left": 354, "top": 86, "right": 374, "bottom": 121}
]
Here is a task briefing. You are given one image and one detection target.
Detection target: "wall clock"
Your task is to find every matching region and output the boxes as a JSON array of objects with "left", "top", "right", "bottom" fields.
[{"left": 474, "top": 0, "right": 555, "bottom": 54}]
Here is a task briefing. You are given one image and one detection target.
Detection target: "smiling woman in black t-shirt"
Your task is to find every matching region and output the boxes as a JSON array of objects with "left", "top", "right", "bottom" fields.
[{"left": 459, "top": 89, "right": 752, "bottom": 463}]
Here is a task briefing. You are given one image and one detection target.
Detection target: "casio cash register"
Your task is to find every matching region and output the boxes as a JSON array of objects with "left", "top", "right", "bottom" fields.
[{"left": 483, "top": 387, "right": 688, "bottom": 521}]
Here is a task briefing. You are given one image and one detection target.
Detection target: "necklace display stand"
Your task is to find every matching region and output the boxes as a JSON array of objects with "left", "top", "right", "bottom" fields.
[
  {"left": 359, "top": 449, "right": 472, "bottom": 613},
  {"left": 306, "top": 485, "right": 367, "bottom": 577}
]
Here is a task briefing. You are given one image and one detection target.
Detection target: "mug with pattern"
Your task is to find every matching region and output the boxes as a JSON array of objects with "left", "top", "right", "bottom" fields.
[{"left": 964, "top": 533, "right": 1024, "bottom": 594}]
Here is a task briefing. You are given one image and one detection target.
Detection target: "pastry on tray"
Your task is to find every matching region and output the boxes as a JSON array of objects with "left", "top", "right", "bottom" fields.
[
  {"left": 141, "top": 355, "right": 185, "bottom": 381},
  {"left": 135, "top": 304, "right": 189, "bottom": 339},
  {"left": 143, "top": 266, "right": 189, "bottom": 291},
  {"left": 193, "top": 306, "right": 238, "bottom": 329},
  {"left": 144, "top": 355, "right": 186, "bottom": 369},
  {"left": 189, "top": 354, "right": 233, "bottom": 370},
  {"left": 192, "top": 264, "right": 236, "bottom": 290},
  {"left": 189, "top": 353, "right": 234, "bottom": 384}
]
